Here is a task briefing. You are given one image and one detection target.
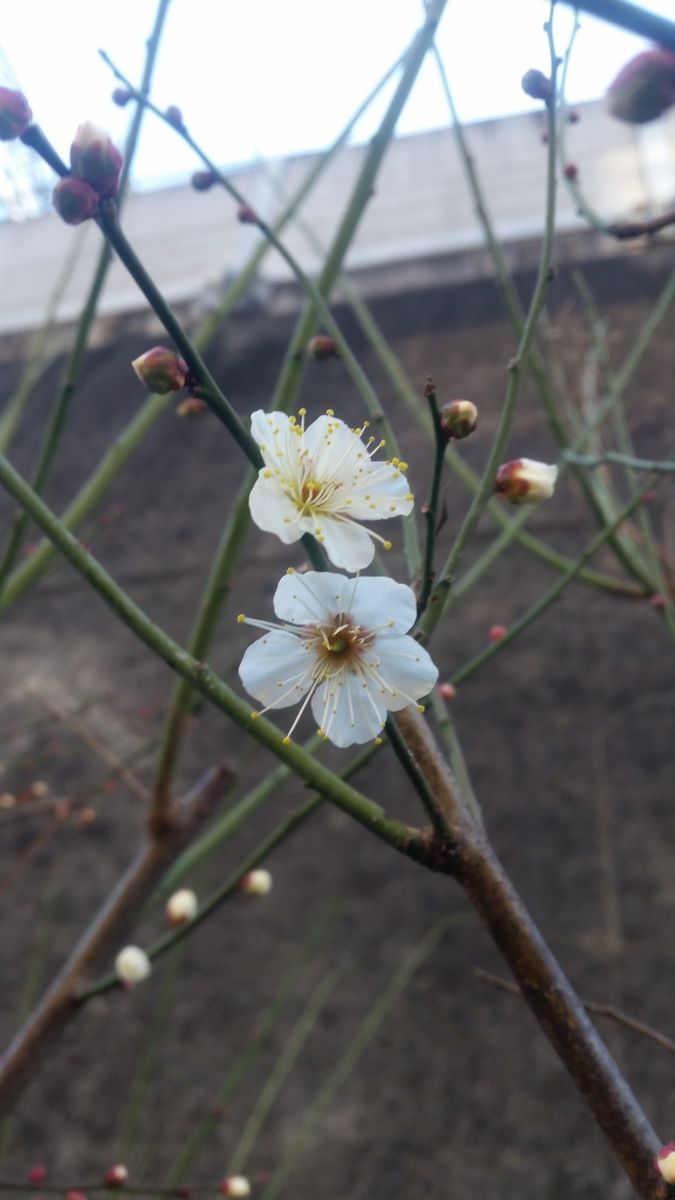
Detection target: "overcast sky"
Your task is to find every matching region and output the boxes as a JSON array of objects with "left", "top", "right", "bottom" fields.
[{"left": 1, "top": 1, "right": 672, "bottom": 188}]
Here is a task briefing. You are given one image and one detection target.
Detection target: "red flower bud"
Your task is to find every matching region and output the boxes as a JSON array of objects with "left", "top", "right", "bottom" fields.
[
  {"left": 439, "top": 399, "right": 478, "bottom": 440},
  {"left": 563, "top": 162, "right": 578, "bottom": 181},
  {"left": 488, "top": 624, "right": 507, "bottom": 643},
  {"left": 521, "top": 69, "right": 551, "bottom": 102},
  {"left": 191, "top": 169, "right": 217, "bottom": 192},
  {"left": 53, "top": 176, "right": 100, "bottom": 225},
  {"left": 237, "top": 203, "right": 258, "bottom": 224},
  {"left": 307, "top": 334, "right": 337, "bottom": 361},
  {"left": 132, "top": 347, "right": 189, "bottom": 394},
  {"left": 437, "top": 682, "right": 456, "bottom": 701},
  {"left": 103, "top": 1165, "right": 128, "bottom": 1188},
  {"left": 0, "top": 87, "right": 32, "bottom": 140},
  {"left": 26, "top": 1166, "right": 47, "bottom": 1185},
  {"left": 607, "top": 49, "right": 675, "bottom": 124},
  {"left": 70, "top": 122, "right": 123, "bottom": 198}
]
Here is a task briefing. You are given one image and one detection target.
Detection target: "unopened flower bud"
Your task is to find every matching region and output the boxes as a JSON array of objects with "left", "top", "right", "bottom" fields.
[
  {"left": 240, "top": 868, "right": 272, "bottom": 896},
  {"left": 437, "top": 682, "right": 456, "bottom": 701},
  {"left": 307, "top": 334, "right": 337, "bottom": 361},
  {"left": 656, "top": 1142, "right": 675, "bottom": 1184},
  {"left": 192, "top": 169, "right": 217, "bottom": 191},
  {"left": 521, "top": 69, "right": 551, "bottom": 102},
  {"left": 608, "top": 49, "right": 675, "bottom": 124},
  {"left": 166, "top": 888, "right": 198, "bottom": 926},
  {"left": 176, "top": 397, "right": 208, "bottom": 416},
  {"left": 27, "top": 1166, "right": 46, "bottom": 1185},
  {"left": 218, "top": 1178, "right": 251, "bottom": 1198},
  {"left": 563, "top": 162, "right": 578, "bottom": 181},
  {"left": 115, "top": 945, "right": 151, "bottom": 986},
  {"left": 132, "top": 346, "right": 188, "bottom": 394},
  {"left": 237, "top": 204, "right": 258, "bottom": 224},
  {"left": 495, "top": 458, "right": 558, "bottom": 505},
  {"left": 70, "top": 122, "right": 123, "bottom": 198},
  {"left": 650, "top": 593, "right": 666, "bottom": 611},
  {"left": 0, "top": 87, "right": 32, "bottom": 140},
  {"left": 439, "top": 399, "right": 478, "bottom": 440},
  {"left": 488, "top": 624, "right": 507, "bottom": 642},
  {"left": 53, "top": 176, "right": 100, "bottom": 225},
  {"left": 112, "top": 88, "right": 132, "bottom": 108},
  {"left": 165, "top": 105, "right": 183, "bottom": 127},
  {"left": 104, "top": 1165, "right": 128, "bottom": 1188}
]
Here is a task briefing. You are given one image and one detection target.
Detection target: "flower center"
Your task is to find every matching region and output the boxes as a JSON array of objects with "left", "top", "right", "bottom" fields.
[{"left": 308, "top": 613, "right": 374, "bottom": 671}]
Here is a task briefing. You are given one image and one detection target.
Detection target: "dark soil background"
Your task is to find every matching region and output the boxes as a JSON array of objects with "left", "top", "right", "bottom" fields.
[{"left": 2, "top": 246, "right": 675, "bottom": 1199}]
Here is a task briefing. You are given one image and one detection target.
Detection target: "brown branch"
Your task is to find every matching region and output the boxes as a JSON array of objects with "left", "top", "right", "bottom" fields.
[
  {"left": 0, "top": 765, "right": 231, "bottom": 1118},
  {"left": 475, "top": 967, "right": 675, "bottom": 1057},
  {"left": 607, "top": 209, "right": 675, "bottom": 242},
  {"left": 449, "top": 830, "right": 664, "bottom": 1197}
]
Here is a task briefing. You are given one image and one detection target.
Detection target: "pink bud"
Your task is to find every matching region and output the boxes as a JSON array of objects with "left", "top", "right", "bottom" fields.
[
  {"left": 27, "top": 1166, "right": 47, "bottom": 1185},
  {"left": 0, "top": 87, "right": 32, "bottom": 140},
  {"left": 104, "top": 1165, "right": 128, "bottom": 1188},
  {"left": 66, "top": 1192, "right": 87, "bottom": 1200},
  {"left": 563, "top": 162, "right": 578, "bottom": 181},
  {"left": 176, "top": 397, "right": 208, "bottom": 416},
  {"left": 165, "top": 105, "right": 183, "bottom": 127},
  {"left": 650, "top": 594, "right": 666, "bottom": 611},
  {"left": 608, "top": 49, "right": 675, "bottom": 124},
  {"left": 495, "top": 459, "right": 558, "bottom": 505},
  {"left": 439, "top": 399, "right": 478, "bottom": 440},
  {"left": 307, "top": 334, "right": 337, "bottom": 361},
  {"left": 70, "top": 122, "right": 123, "bottom": 198},
  {"left": 656, "top": 1142, "right": 675, "bottom": 1184},
  {"left": 237, "top": 204, "right": 258, "bottom": 224},
  {"left": 437, "top": 682, "right": 456, "bottom": 701},
  {"left": 192, "top": 169, "right": 217, "bottom": 192},
  {"left": 112, "top": 88, "right": 132, "bottom": 108},
  {"left": 488, "top": 624, "right": 507, "bottom": 642},
  {"left": 131, "top": 346, "right": 189, "bottom": 394},
  {"left": 521, "top": 69, "right": 551, "bottom": 102},
  {"left": 53, "top": 176, "right": 100, "bottom": 225}
]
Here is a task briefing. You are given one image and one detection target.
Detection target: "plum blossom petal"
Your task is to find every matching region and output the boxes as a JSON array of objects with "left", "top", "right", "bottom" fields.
[
  {"left": 248, "top": 409, "right": 414, "bottom": 568},
  {"left": 238, "top": 630, "right": 314, "bottom": 709},
  {"left": 311, "top": 672, "right": 387, "bottom": 748},
  {"left": 238, "top": 571, "right": 438, "bottom": 748}
]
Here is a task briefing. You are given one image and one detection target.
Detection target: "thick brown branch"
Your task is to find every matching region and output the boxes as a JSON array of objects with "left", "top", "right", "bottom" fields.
[
  {"left": 453, "top": 831, "right": 664, "bottom": 1197},
  {"left": 0, "top": 766, "right": 230, "bottom": 1118}
]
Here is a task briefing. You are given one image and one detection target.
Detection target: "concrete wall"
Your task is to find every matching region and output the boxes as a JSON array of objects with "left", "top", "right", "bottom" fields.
[{"left": 2, "top": 99, "right": 675, "bottom": 335}]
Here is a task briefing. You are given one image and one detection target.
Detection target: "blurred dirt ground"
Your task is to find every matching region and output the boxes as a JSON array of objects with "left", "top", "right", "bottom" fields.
[{"left": 2, "top": 247, "right": 675, "bottom": 1198}]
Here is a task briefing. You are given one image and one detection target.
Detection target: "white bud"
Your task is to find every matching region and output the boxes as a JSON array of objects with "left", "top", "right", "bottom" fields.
[
  {"left": 656, "top": 1143, "right": 675, "bottom": 1184},
  {"left": 115, "top": 945, "right": 151, "bottom": 985},
  {"left": 166, "top": 888, "right": 198, "bottom": 926},
  {"left": 495, "top": 458, "right": 558, "bottom": 504},
  {"left": 240, "top": 868, "right": 272, "bottom": 896},
  {"left": 219, "top": 1177, "right": 251, "bottom": 1198}
]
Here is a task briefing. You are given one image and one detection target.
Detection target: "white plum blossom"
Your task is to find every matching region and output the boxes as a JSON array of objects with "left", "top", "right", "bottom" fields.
[
  {"left": 248, "top": 409, "right": 414, "bottom": 572},
  {"left": 238, "top": 570, "right": 438, "bottom": 748}
]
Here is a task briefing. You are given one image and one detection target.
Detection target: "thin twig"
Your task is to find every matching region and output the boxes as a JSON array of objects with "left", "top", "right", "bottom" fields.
[{"left": 475, "top": 968, "right": 675, "bottom": 1057}]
